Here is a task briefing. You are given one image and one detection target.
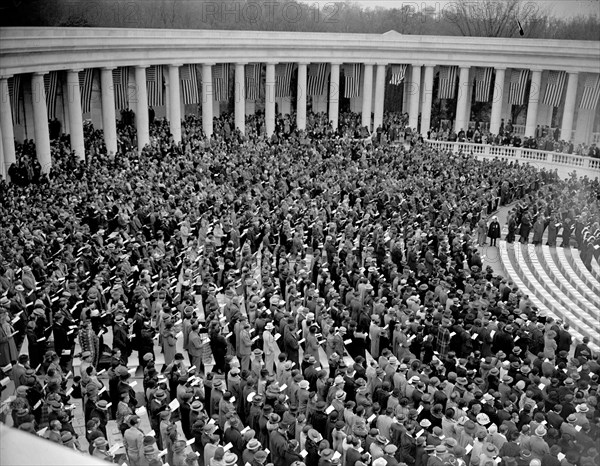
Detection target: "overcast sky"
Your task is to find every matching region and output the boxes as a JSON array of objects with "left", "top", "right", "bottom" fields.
[{"left": 304, "top": 0, "right": 600, "bottom": 19}]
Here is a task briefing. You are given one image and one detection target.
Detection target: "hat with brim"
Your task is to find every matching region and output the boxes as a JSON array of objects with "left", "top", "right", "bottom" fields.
[
  {"left": 576, "top": 404, "right": 589, "bottom": 413},
  {"left": 476, "top": 413, "right": 490, "bottom": 425},
  {"left": 307, "top": 429, "right": 322, "bottom": 443}
]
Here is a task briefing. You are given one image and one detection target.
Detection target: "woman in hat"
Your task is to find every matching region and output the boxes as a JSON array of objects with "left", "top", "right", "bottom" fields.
[
  {"left": 162, "top": 321, "right": 178, "bottom": 368},
  {"left": 262, "top": 322, "right": 276, "bottom": 375}
]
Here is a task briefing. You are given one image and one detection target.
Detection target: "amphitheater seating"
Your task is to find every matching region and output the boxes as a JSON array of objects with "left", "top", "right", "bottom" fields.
[
  {"left": 560, "top": 246, "right": 600, "bottom": 291},
  {"left": 498, "top": 240, "right": 600, "bottom": 352}
]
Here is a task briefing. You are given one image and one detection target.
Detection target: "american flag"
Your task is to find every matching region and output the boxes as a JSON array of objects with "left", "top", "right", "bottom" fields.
[
  {"left": 180, "top": 64, "right": 199, "bottom": 104},
  {"left": 78, "top": 69, "right": 94, "bottom": 114},
  {"left": 580, "top": 74, "right": 600, "bottom": 110},
  {"left": 212, "top": 64, "right": 231, "bottom": 102},
  {"left": 542, "top": 71, "right": 566, "bottom": 108},
  {"left": 438, "top": 66, "right": 458, "bottom": 100},
  {"left": 275, "top": 63, "right": 295, "bottom": 98},
  {"left": 307, "top": 63, "right": 329, "bottom": 96},
  {"left": 146, "top": 65, "right": 164, "bottom": 107},
  {"left": 8, "top": 75, "right": 21, "bottom": 124},
  {"left": 389, "top": 64, "right": 407, "bottom": 85},
  {"left": 245, "top": 64, "right": 262, "bottom": 101},
  {"left": 112, "top": 67, "right": 129, "bottom": 110},
  {"left": 474, "top": 67, "right": 493, "bottom": 102},
  {"left": 343, "top": 64, "right": 362, "bottom": 98},
  {"left": 44, "top": 71, "right": 59, "bottom": 119},
  {"left": 508, "top": 69, "right": 530, "bottom": 105}
]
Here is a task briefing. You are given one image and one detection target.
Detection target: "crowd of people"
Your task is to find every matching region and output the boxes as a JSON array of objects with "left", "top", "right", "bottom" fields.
[
  {"left": 426, "top": 120, "right": 600, "bottom": 158},
  {"left": 0, "top": 109, "right": 599, "bottom": 466}
]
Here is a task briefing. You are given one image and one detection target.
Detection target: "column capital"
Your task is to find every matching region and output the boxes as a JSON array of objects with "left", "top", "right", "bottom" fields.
[
  {"left": 529, "top": 67, "right": 544, "bottom": 73},
  {"left": 202, "top": 63, "right": 215, "bottom": 67},
  {"left": 411, "top": 63, "right": 423, "bottom": 68},
  {"left": 32, "top": 71, "right": 47, "bottom": 77},
  {"left": 235, "top": 62, "right": 248, "bottom": 66},
  {"left": 135, "top": 65, "right": 147, "bottom": 70},
  {"left": 567, "top": 71, "right": 579, "bottom": 76},
  {"left": 375, "top": 62, "right": 388, "bottom": 67},
  {"left": 459, "top": 65, "right": 471, "bottom": 70},
  {"left": 298, "top": 62, "right": 310, "bottom": 66},
  {"left": 169, "top": 63, "right": 183, "bottom": 68},
  {"left": 329, "top": 61, "right": 343, "bottom": 66},
  {"left": 265, "top": 62, "right": 278, "bottom": 66},
  {"left": 68, "top": 68, "right": 84, "bottom": 73},
  {"left": 102, "top": 66, "right": 116, "bottom": 71},
  {"left": 494, "top": 67, "right": 507, "bottom": 71},
  {"left": 0, "top": 75, "right": 13, "bottom": 80}
]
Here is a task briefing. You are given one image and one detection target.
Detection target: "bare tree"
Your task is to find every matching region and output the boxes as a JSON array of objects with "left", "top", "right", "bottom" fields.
[{"left": 446, "top": 0, "right": 548, "bottom": 37}]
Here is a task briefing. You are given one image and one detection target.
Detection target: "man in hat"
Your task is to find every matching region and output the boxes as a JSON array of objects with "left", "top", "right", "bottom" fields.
[
  {"left": 238, "top": 321, "right": 253, "bottom": 372},
  {"left": 269, "top": 419, "right": 289, "bottom": 466},
  {"left": 112, "top": 314, "right": 130, "bottom": 365},
  {"left": 91, "top": 437, "right": 112, "bottom": 461}
]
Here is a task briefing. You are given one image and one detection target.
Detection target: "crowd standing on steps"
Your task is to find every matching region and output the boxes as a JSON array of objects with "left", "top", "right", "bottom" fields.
[{"left": 0, "top": 111, "right": 599, "bottom": 466}]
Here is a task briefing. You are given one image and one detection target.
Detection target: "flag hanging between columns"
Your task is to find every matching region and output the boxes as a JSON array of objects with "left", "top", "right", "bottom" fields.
[
  {"left": 580, "top": 74, "right": 600, "bottom": 110},
  {"left": 146, "top": 65, "right": 164, "bottom": 107},
  {"left": 8, "top": 75, "right": 21, "bottom": 124},
  {"left": 212, "top": 64, "right": 231, "bottom": 102},
  {"left": 112, "top": 67, "right": 129, "bottom": 111},
  {"left": 389, "top": 64, "right": 407, "bottom": 85},
  {"left": 275, "top": 63, "right": 294, "bottom": 98},
  {"left": 307, "top": 63, "right": 329, "bottom": 96},
  {"left": 542, "top": 70, "right": 566, "bottom": 108},
  {"left": 343, "top": 64, "right": 362, "bottom": 98},
  {"left": 474, "top": 67, "right": 493, "bottom": 102},
  {"left": 44, "top": 71, "right": 59, "bottom": 119},
  {"left": 508, "top": 69, "right": 530, "bottom": 105},
  {"left": 245, "top": 64, "right": 262, "bottom": 101},
  {"left": 180, "top": 64, "right": 199, "bottom": 104},
  {"left": 438, "top": 66, "right": 458, "bottom": 99},
  {"left": 78, "top": 69, "right": 94, "bottom": 114}
]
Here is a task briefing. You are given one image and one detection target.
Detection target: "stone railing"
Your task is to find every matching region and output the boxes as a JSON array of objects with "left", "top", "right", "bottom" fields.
[{"left": 424, "top": 140, "right": 600, "bottom": 178}]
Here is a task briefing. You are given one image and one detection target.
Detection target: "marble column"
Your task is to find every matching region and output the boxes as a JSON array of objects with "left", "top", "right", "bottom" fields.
[
  {"left": 66, "top": 70, "right": 85, "bottom": 160},
  {"left": 489, "top": 68, "right": 506, "bottom": 135},
  {"left": 0, "top": 77, "right": 16, "bottom": 177},
  {"left": 297, "top": 63, "right": 308, "bottom": 131},
  {"left": 420, "top": 65, "right": 435, "bottom": 136},
  {"left": 455, "top": 66, "right": 471, "bottom": 133},
  {"left": 524, "top": 69, "right": 543, "bottom": 138},
  {"left": 100, "top": 68, "right": 118, "bottom": 155},
  {"left": 328, "top": 63, "right": 340, "bottom": 130},
  {"left": 234, "top": 63, "right": 246, "bottom": 134},
  {"left": 265, "top": 63, "right": 276, "bottom": 137},
  {"left": 372, "top": 63, "right": 387, "bottom": 131},
  {"left": 361, "top": 64, "right": 374, "bottom": 130},
  {"left": 168, "top": 65, "right": 182, "bottom": 144},
  {"left": 31, "top": 73, "right": 52, "bottom": 173},
  {"left": 134, "top": 66, "right": 149, "bottom": 151},
  {"left": 201, "top": 64, "right": 214, "bottom": 139},
  {"left": 560, "top": 72, "right": 579, "bottom": 142},
  {"left": 408, "top": 64, "right": 421, "bottom": 131}
]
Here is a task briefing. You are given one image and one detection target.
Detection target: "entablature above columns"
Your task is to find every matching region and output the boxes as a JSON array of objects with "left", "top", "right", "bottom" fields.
[{"left": 1, "top": 28, "right": 598, "bottom": 77}]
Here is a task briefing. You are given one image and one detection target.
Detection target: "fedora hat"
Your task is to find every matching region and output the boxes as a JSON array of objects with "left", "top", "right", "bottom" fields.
[
  {"left": 576, "top": 404, "right": 589, "bottom": 413},
  {"left": 247, "top": 439, "right": 261, "bottom": 451}
]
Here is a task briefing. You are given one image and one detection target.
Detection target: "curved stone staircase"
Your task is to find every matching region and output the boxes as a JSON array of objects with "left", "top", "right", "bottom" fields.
[{"left": 498, "top": 240, "right": 600, "bottom": 353}]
